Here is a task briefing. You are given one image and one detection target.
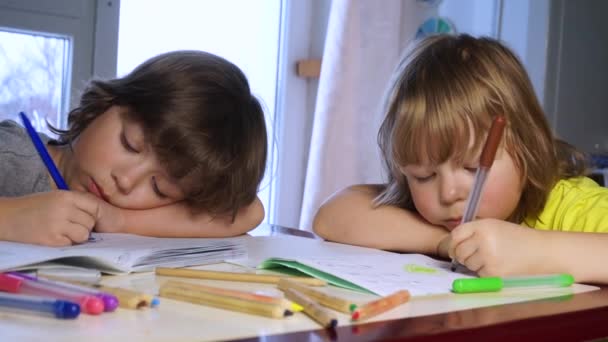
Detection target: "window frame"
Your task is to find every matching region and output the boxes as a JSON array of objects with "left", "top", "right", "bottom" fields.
[{"left": 0, "top": 0, "right": 117, "bottom": 126}]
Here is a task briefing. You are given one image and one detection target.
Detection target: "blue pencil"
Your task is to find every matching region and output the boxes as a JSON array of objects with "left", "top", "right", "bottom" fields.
[
  {"left": 20, "top": 113, "right": 94, "bottom": 242},
  {"left": 19, "top": 112, "right": 69, "bottom": 190}
]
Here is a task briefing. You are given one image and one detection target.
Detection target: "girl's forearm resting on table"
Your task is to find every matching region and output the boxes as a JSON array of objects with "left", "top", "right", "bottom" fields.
[
  {"left": 117, "top": 197, "right": 264, "bottom": 238},
  {"left": 313, "top": 185, "right": 448, "bottom": 255},
  {"left": 540, "top": 231, "right": 608, "bottom": 284}
]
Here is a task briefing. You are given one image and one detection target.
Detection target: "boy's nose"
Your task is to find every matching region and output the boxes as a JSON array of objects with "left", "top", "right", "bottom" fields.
[
  {"left": 113, "top": 174, "right": 133, "bottom": 195},
  {"left": 112, "top": 165, "right": 147, "bottom": 195}
]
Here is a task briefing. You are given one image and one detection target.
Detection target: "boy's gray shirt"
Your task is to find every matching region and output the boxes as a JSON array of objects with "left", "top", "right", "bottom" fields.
[{"left": 0, "top": 120, "right": 53, "bottom": 196}]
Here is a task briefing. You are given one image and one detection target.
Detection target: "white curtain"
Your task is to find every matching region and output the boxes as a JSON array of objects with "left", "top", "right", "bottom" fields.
[{"left": 299, "top": 0, "right": 432, "bottom": 230}]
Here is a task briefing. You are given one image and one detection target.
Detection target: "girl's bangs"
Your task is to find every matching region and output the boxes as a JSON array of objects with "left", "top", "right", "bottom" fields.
[{"left": 392, "top": 84, "right": 494, "bottom": 168}]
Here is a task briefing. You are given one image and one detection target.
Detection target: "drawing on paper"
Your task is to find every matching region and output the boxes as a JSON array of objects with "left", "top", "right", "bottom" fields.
[{"left": 403, "top": 263, "right": 441, "bottom": 274}]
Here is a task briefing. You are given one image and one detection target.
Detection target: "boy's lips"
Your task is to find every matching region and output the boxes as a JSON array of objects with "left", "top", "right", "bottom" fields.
[{"left": 88, "top": 178, "right": 109, "bottom": 202}]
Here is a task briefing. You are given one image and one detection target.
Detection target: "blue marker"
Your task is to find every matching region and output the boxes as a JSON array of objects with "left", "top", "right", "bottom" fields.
[
  {"left": 19, "top": 112, "right": 68, "bottom": 190},
  {"left": 0, "top": 292, "right": 80, "bottom": 319}
]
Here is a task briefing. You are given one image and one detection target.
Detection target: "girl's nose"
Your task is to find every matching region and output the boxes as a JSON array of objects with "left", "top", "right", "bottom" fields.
[{"left": 439, "top": 173, "right": 468, "bottom": 205}]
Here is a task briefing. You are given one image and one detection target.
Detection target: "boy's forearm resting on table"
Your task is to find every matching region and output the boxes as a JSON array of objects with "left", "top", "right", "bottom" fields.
[
  {"left": 115, "top": 197, "right": 264, "bottom": 238},
  {"left": 313, "top": 185, "right": 448, "bottom": 255}
]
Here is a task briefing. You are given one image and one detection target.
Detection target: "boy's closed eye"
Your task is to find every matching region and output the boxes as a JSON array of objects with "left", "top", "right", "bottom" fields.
[
  {"left": 120, "top": 131, "right": 139, "bottom": 153},
  {"left": 151, "top": 176, "right": 168, "bottom": 199},
  {"left": 120, "top": 126, "right": 179, "bottom": 201}
]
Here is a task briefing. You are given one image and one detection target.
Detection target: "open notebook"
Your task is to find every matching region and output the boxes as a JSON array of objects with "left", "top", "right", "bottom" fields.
[
  {"left": 0, "top": 233, "right": 246, "bottom": 274},
  {"left": 233, "top": 235, "right": 476, "bottom": 297}
]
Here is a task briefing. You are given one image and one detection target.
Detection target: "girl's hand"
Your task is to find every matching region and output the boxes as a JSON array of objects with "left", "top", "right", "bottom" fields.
[
  {"left": 436, "top": 234, "right": 452, "bottom": 259},
  {"left": 449, "top": 218, "right": 543, "bottom": 277},
  {"left": 0, "top": 191, "right": 104, "bottom": 246}
]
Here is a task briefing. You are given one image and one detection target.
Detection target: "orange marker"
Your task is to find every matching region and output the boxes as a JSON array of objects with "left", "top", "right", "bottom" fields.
[{"left": 351, "top": 290, "right": 410, "bottom": 321}]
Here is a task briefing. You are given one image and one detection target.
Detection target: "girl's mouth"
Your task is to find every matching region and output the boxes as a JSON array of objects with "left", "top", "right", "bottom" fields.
[{"left": 445, "top": 218, "right": 463, "bottom": 230}]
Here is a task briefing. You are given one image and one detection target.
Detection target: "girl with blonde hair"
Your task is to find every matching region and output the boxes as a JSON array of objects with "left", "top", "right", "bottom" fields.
[{"left": 314, "top": 34, "right": 608, "bottom": 283}]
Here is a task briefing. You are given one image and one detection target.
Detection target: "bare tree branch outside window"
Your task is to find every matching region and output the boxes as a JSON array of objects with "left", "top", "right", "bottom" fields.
[{"left": 0, "top": 30, "right": 69, "bottom": 137}]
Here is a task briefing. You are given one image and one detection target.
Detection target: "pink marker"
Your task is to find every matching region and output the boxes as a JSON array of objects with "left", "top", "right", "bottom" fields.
[
  {"left": 9, "top": 272, "right": 118, "bottom": 312},
  {"left": 0, "top": 273, "right": 104, "bottom": 315}
]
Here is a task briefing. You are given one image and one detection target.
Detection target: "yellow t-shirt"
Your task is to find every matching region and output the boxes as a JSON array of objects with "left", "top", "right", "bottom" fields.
[{"left": 523, "top": 177, "right": 608, "bottom": 233}]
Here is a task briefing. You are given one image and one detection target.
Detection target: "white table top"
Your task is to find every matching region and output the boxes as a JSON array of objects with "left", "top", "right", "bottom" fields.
[{"left": 1, "top": 260, "right": 597, "bottom": 342}]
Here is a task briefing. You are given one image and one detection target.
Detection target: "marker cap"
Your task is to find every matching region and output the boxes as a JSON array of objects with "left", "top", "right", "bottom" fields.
[{"left": 53, "top": 300, "right": 81, "bottom": 319}]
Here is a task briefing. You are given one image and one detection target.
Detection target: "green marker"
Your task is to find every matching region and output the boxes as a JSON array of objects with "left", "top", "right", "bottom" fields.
[{"left": 452, "top": 274, "right": 575, "bottom": 294}]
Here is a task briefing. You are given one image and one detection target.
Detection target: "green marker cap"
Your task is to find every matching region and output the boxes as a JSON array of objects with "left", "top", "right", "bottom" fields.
[
  {"left": 502, "top": 274, "right": 574, "bottom": 288},
  {"left": 452, "top": 277, "right": 503, "bottom": 293}
]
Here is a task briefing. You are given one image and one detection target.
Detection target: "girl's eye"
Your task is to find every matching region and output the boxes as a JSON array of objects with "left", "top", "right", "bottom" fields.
[
  {"left": 465, "top": 167, "right": 478, "bottom": 173},
  {"left": 413, "top": 174, "right": 435, "bottom": 183},
  {"left": 152, "top": 177, "right": 168, "bottom": 199},
  {"left": 120, "top": 132, "right": 139, "bottom": 153}
]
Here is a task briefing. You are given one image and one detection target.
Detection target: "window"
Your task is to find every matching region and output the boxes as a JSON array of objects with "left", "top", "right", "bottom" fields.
[
  {"left": 0, "top": 0, "right": 115, "bottom": 131},
  {"left": 0, "top": 0, "right": 321, "bottom": 228},
  {"left": 0, "top": 29, "right": 70, "bottom": 134}
]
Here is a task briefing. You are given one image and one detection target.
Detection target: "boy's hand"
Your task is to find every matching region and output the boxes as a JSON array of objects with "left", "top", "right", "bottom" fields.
[
  {"left": 91, "top": 199, "right": 126, "bottom": 234},
  {"left": 449, "top": 218, "right": 542, "bottom": 277},
  {"left": 0, "top": 191, "right": 103, "bottom": 246}
]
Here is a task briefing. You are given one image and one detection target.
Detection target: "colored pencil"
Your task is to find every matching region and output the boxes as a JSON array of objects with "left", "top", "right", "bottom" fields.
[
  {"left": 351, "top": 290, "right": 410, "bottom": 321},
  {"left": 162, "top": 280, "right": 302, "bottom": 312},
  {"left": 159, "top": 284, "right": 292, "bottom": 319},
  {"left": 283, "top": 287, "right": 338, "bottom": 328},
  {"left": 156, "top": 267, "right": 326, "bottom": 286},
  {"left": 278, "top": 278, "right": 356, "bottom": 313}
]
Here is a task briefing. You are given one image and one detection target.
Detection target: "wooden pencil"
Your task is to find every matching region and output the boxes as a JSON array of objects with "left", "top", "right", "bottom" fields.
[
  {"left": 70, "top": 282, "right": 147, "bottom": 309},
  {"left": 351, "top": 290, "right": 410, "bottom": 321},
  {"left": 283, "top": 287, "right": 338, "bottom": 328},
  {"left": 156, "top": 267, "right": 326, "bottom": 286},
  {"left": 162, "top": 280, "right": 303, "bottom": 312},
  {"left": 91, "top": 284, "right": 151, "bottom": 310},
  {"left": 159, "top": 285, "right": 291, "bottom": 319},
  {"left": 68, "top": 282, "right": 153, "bottom": 310},
  {"left": 278, "top": 278, "right": 356, "bottom": 313}
]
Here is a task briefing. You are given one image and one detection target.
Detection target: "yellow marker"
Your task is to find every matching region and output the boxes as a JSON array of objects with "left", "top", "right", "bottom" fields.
[{"left": 156, "top": 267, "right": 326, "bottom": 286}]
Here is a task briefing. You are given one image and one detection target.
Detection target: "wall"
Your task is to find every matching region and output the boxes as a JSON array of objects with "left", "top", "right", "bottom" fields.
[{"left": 544, "top": 0, "right": 608, "bottom": 153}]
